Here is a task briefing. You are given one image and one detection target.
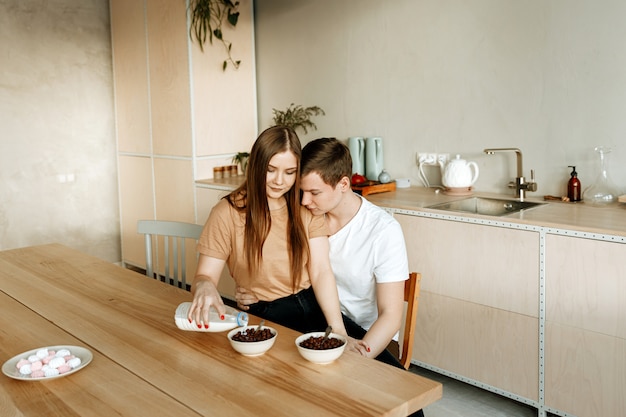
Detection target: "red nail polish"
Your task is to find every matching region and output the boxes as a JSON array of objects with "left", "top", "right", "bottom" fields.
[
  {"left": 188, "top": 318, "right": 192, "bottom": 323},
  {"left": 220, "top": 314, "right": 225, "bottom": 320},
  {"left": 197, "top": 323, "right": 202, "bottom": 329},
  {"left": 204, "top": 323, "right": 209, "bottom": 329},
  {"left": 367, "top": 347, "right": 371, "bottom": 352}
]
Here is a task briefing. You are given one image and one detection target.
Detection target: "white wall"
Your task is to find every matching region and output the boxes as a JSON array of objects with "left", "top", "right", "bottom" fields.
[
  {"left": 0, "top": 0, "right": 119, "bottom": 261},
  {"left": 254, "top": 0, "right": 626, "bottom": 198}
]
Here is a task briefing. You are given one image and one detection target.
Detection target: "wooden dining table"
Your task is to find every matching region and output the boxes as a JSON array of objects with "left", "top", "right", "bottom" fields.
[{"left": 0, "top": 244, "right": 442, "bottom": 416}]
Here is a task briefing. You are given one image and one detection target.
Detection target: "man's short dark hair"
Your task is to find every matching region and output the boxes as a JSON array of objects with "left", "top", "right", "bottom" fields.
[{"left": 301, "top": 138, "right": 352, "bottom": 187}]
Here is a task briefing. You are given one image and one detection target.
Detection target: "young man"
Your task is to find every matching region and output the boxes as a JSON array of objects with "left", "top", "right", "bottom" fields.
[{"left": 299, "top": 137, "right": 410, "bottom": 365}]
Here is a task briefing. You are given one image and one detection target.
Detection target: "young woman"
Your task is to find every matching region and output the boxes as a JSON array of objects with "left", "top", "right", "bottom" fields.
[{"left": 187, "top": 126, "right": 348, "bottom": 339}]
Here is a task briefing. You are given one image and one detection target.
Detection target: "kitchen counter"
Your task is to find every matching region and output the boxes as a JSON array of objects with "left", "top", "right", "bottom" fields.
[
  {"left": 196, "top": 177, "right": 626, "bottom": 239},
  {"left": 366, "top": 187, "right": 626, "bottom": 239}
]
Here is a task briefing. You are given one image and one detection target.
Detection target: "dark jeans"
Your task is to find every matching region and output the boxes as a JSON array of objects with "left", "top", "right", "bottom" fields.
[{"left": 246, "top": 286, "right": 327, "bottom": 334}]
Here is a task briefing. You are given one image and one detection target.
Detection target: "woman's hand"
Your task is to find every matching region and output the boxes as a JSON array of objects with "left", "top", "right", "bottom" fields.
[
  {"left": 235, "top": 286, "right": 259, "bottom": 311},
  {"left": 187, "top": 255, "right": 227, "bottom": 329},
  {"left": 188, "top": 279, "right": 224, "bottom": 329}
]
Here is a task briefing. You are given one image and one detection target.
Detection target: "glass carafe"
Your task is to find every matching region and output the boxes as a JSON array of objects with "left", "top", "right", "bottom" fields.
[{"left": 582, "top": 146, "right": 619, "bottom": 206}]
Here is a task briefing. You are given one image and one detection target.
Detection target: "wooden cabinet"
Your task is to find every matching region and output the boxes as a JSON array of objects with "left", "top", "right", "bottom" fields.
[
  {"left": 397, "top": 214, "right": 540, "bottom": 401},
  {"left": 110, "top": 0, "right": 257, "bottom": 277},
  {"left": 392, "top": 208, "right": 626, "bottom": 417},
  {"left": 545, "top": 234, "right": 626, "bottom": 417}
]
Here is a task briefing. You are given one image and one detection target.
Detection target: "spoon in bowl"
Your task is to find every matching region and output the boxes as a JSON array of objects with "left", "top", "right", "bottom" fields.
[{"left": 323, "top": 326, "right": 332, "bottom": 341}]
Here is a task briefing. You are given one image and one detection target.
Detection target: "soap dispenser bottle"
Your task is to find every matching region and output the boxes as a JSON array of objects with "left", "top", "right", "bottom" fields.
[{"left": 567, "top": 166, "right": 581, "bottom": 202}]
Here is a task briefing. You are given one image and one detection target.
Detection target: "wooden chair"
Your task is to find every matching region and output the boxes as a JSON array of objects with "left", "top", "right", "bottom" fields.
[
  {"left": 398, "top": 272, "right": 422, "bottom": 369},
  {"left": 137, "top": 220, "right": 203, "bottom": 290}
]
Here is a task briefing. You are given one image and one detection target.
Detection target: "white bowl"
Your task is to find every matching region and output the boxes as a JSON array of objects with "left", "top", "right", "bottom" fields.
[
  {"left": 295, "top": 332, "right": 347, "bottom": 364},
  {"left": 227, "top": 325, "right": 277, "bottom": 357}
]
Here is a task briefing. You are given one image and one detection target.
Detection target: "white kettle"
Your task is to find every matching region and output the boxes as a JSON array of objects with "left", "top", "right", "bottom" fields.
[
  {"left": 365, "top": 137, "right": 383, "bottom": 181},
  {"left": 440, "top": 154, "right": 479, "bottom": 189}
]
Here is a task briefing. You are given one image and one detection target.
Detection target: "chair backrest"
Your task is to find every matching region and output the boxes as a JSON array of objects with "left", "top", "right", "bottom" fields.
[
  {"left": 399, "top": 272, "right": 422, "bottom": 369},
  {"left": 137, "top": 220, "right": 204, "bottom": 290}
]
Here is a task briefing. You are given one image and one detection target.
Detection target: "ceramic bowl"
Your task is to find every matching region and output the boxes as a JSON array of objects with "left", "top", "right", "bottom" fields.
[
  {"left": 227, "top": 325, "right": 277, "bottom": 357},
  {"left": 295, "top": 332, "right": 347, "bottom": 364}
]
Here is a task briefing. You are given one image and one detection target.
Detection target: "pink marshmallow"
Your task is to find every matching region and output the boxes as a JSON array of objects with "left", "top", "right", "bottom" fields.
[
  {"left": 30, "top": 370, "right": 45, "bottom": 378},
  {"left": 30, "top": 360, "right": 43, "bottom": 371},
  {"left": 16, "top": 359, "right": 30, "bottom": 370},
  {"left": 57, "top": 364, "right": 72, "bottom": 374}
]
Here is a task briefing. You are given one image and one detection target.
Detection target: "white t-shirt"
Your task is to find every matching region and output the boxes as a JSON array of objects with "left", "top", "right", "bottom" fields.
[{"left": 329, "top": 195, "right": 409, "bottom": 334}]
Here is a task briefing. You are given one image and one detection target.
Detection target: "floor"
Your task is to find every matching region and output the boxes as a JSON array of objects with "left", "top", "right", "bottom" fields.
[{"left": 408, "top": 366, "right": 540, "bottom": 417}]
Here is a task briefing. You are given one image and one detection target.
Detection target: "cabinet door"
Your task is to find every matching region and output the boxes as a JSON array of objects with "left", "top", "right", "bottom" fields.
[
  {"left": 396, "top": 214, "right": 540, "bottom": 400},
  {"left": 545, "top": 234, "right": 626, "bottom": 417}
]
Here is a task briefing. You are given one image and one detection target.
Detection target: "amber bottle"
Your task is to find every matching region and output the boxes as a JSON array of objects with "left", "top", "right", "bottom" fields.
[{"left": 567, "top": 166, "right": 581, "bottom": 202}]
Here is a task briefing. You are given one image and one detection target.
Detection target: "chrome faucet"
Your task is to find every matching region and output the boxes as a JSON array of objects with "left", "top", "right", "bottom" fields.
[{"left": 483, "top": 148, "right": 537, "bottom": 201}]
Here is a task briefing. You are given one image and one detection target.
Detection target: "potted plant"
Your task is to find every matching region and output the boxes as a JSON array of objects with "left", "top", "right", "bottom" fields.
[
  {"left": 232, "top": 151, "right": 249, "bottom": 175},
  {"left": 188, "top": 0, "right": 241, "bottom": 70},
  {"left": 271, "top": 103, "right": 325, "bottom": 135}
]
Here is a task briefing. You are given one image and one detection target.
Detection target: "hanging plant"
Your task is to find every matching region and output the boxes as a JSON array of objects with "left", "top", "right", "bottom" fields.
[
  {"left": 189, "top": 0, "right": 241, "bottom": 70},
  {"left": 271, "top": 103, "right": 325, "bottom": 135}
]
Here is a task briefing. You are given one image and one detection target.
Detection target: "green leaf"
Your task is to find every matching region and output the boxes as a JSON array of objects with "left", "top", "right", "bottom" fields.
[{"left": 228, "top": 11, "right": 239, "bottom": 26}]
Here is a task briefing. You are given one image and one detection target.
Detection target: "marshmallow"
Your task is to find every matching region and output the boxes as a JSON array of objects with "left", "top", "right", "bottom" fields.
[
  {"left": 56, "top": 349, "right": 71, "bottom": 357},
  {"left": 67, "top": 357, "right": 82, "bottom": 368},
  {"left": 16, "top": 359, "right": 30, "bottom": 370},
  {"left": 30, "top": 360, "right": 43, "bottom": 371},
  {"left": 19, "top": 364, "right": 32, "bottom": 375},
  {"left": 35, "top": 348, "right": 49, "bottom": 359},
  {"left": 48, "top": 357, "right": 66, "bottom": 369},
  {"left": 57, "top": 364, "right": 72, "bottom": 374},
  {"left": 31, "top": 370, "right": 45, "bottom": 378}
]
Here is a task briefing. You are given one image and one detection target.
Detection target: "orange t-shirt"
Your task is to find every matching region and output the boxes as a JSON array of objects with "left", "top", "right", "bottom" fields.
[{"left": 197, "top": 199, "right": 329, "bottom": 301}]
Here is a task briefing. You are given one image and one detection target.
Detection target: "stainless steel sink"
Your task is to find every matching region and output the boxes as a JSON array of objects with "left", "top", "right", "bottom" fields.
[{"left": 427, "top": 197, "right": 545, "bottom": 216}]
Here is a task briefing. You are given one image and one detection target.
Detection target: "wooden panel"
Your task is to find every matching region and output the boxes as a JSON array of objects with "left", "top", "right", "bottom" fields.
[
  {"left": 109, "top": 0, "right": 151, "bottom": 154},
  {"left": 192, "top": 0, "right": 257, "bottom": 157},
  {"left": 545, "top": 234, "right": 626, "bottom": 416},
  {"left": 146, "top": 0, "right": 192, "bottom": 156},
  {"left": 546, "top": 234, "right": 626, "bottom": 338},
  {"left": 397, "top": 214, "right": 539, "bottom": 317},
  {"left": 153, "top": 158, "right": 195, "bottom": 222},
  {"left": 545, "top": 322, "right": 626, "bottom": 416},
  {"left": 413, "top": 291, "right": 539, "bottom": 400},
  {"left": 118, "top": 155, "right": 154, "bottom": 267}
]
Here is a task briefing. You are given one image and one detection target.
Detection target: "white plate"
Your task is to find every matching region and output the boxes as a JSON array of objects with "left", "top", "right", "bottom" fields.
[{"left": 2, "top": 345, "right": 92, "bottom": 381}]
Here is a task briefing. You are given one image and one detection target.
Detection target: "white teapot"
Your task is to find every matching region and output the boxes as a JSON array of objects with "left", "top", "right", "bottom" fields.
[{"left": 440, "top": 154, "right": 479, "bottom": 189}]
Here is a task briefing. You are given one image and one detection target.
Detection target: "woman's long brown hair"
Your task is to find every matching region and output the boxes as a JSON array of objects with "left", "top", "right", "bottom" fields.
[{"left": 225, "top": 126, "right": 309, "bottom": 292}]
